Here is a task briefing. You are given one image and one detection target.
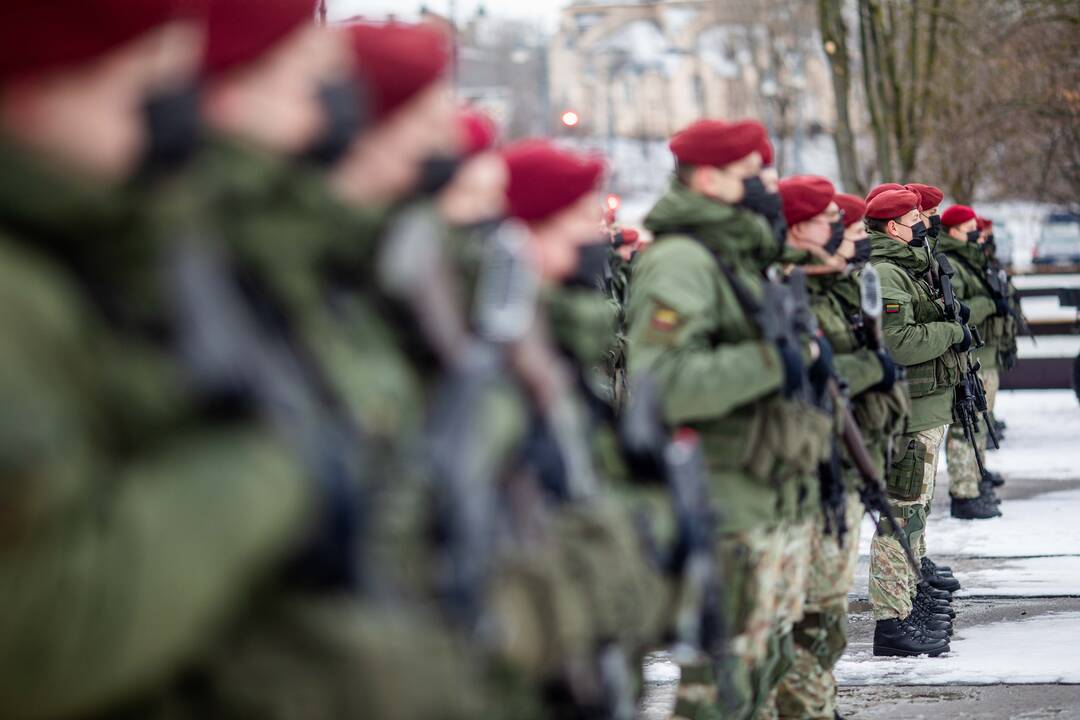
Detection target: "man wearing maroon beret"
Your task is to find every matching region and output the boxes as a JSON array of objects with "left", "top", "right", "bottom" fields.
[
  {"left": 835, "top": 193, "right": 872, "bottom": 269},
  {"left": 906, "top": 183, "right": 945, "bottom": 247},
  {"left": 626, "top": 120, "right": 834, "bottom": 720},
  {"left": 938, "top": 205, "right": 1009, "bottom": 519},
  {"left": 864, "top": 188, "right": 973, "bottom": 657},
  {"left": 770, "top": 179, "right": 907, "bottom": 718},
  {"left": 0, "top": 2, "right": 331, "bottom": 717}
]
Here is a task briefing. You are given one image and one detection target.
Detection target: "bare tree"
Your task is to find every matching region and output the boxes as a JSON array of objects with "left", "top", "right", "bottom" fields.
[{"left": 819, "top": 0, "right": 865, "bottom": 193}]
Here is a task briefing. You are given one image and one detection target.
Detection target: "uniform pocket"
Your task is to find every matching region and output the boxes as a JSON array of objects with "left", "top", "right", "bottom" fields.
[
  {"left": 885, "top": 438, "right": 926, "bottom": 500},
  {"left": 935, "top": 347, "right": 960, "bottom": 388}
]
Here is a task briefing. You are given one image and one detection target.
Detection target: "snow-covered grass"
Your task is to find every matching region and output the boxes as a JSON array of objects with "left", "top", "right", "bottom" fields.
[{"left": 837, "top": 612, "right": 1080, "bottom": 685}]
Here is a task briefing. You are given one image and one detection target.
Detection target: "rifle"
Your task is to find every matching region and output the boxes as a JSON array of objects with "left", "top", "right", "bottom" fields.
[
  {"left": 383, "top": 210, "right": 631, "bottom": 716},
  {"left": 378, "top": 207, "right": 518, "bottom": 635},
  {"left": 936, "top": 255, "right": 997, "bottom": 472},
  {"left": 167, "top": 232, "right": 368, "bottom": 593},
  {"left": 855, "top": 266, "right": 923, "bottom": 579},
  {"left": 784, "top": 269, "right": 848, "bottom": 545},
  {"left": 619, "top": 375, "right": 731, "bottom": 710},
  {"left": 986, "top": 264, "right": 1035, "bottom": 344}
]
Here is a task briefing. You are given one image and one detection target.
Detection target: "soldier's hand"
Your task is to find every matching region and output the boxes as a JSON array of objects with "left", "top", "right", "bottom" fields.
[
  {"left": 952, "top": 324, "right": 973, "bottom": 353},
  {"left": 776, "top": 341, "right": 806, "bottom": 398},
  {"left": 808, "top": 336, "right": 835, "bottom": 392},
  {"left": 957, "top": 300, "right": 972, "bottom": 324},
  {"left": 994, "top": 297, "right": 1010, "bottom": 317},
  {"left": 872, "top": 350, "right": 899, "bottom": 392}
]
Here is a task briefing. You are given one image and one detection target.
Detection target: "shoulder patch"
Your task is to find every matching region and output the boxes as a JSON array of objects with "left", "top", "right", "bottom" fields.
[
  {"left": 651, "top": 306, "right": 682, "bottom": 331},
  {"left": 884, "top": 302, "right": 902, "bottom": 314}
]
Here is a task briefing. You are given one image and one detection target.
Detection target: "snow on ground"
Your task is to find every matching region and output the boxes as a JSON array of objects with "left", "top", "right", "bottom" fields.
[
  {"left": 837, "top": 612, "right": 1080, "bottom": 685},
  {"left": 968, "top": 390, "right": 1080, "bottom": 482},
  {"left": 855, "top": 487, "right": 1080, "bottom": 560},
  {"left": 954, "top": 557, "right": 1080, "bottom": 597}
]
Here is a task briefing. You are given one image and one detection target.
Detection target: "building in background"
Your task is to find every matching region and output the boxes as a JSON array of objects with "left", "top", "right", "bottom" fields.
[{"left": 548, "top": 0, "right": 838, "bottom": 193}]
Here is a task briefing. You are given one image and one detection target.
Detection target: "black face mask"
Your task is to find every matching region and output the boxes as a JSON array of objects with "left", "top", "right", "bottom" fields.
[
  {"left": 927, "top": 214, "right": 942, "bottom": 239},
  {"left": 563, "top": 241, "right": 612, "bottom": 291},
  {"left": 137, "top": 83, "right": 202, "bottom": 179},
  {"left": 902, "top": 219, "right": 928, "bottom": 248},
  {"left": 300, "top": 80, "right": 363, "bottom": 168},
  {"left": 737, "top": 176, "right": 783, "bottom": 221},
  {"left": 415, "top": 154, "right": 464, "bottom": 197},
  {"left": 850, "top": 237, "right": 872, "bottom": 267},
  {"left": 965, "top": 229, "right": 981, "bottom": 243},
  {"left": 825, "top": 221, "right": 845, "bottom": 255}
]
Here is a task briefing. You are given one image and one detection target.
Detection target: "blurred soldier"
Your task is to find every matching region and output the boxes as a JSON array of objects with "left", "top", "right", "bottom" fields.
[
  {"left": 145, "top": 6, "right": 496, "bottom": 719},
  {"left": 0, "top": 1, "right": 345, "bottom": 717},
  {"left": 978, "top": 217, "right": 1017, "bottom": 440},
  {"left": 939, "top": 204, "right": 1007, "bottom": 518},
  {"left": 625, "top": 119, "right": 832, "bottom": 720},
  {"left": 772, "top": 184, "right": 908, "bottom": 718},
  {"left": 864, "top": 188, "right": 964, "bottom": 657}
]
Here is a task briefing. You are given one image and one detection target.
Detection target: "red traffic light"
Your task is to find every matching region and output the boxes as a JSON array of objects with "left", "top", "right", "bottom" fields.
[{"left": 561, "top": 110, "right": 580, "bottom": 128}]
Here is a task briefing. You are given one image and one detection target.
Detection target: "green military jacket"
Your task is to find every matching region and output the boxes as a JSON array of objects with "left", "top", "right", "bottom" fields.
[
  {"left": 936, "top": 234, "right": 1004, "bottom": 370},
  {"left": 626, "top": 181, "right": 831, "bottom": 533},
  {"left": 868, "top": 232, "right": 964, "bottom": 432},
  {"left": 805, "top": 270, "right": 911, "bottom": 484},
  {"left": 0, "top": 137, "right": 314, "bottom": 718}
]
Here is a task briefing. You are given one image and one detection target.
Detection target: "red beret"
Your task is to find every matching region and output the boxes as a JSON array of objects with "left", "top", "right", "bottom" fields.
[
  {"left": 865, "top": 189, "right": 920, "bottom": 220},
  {"left": 503, "top": 139, "right": 605, "bottom": 224},
  {"left": 940, "top": 205, "right": 976, "bottom": 228},
  {"left": 865, "top": 183, "right": 904, "bottom": 204},
  {"left": 0, "top": 0, "right": 183, "bottom": 83},
  {"left": 976, "top": 216, "right": 990, "bottom": 231},
  {"left": 759, "top": 136, "right": 775, "bottom": 167},
  {"left": 834, "top": 193, "right": 867, "bottom": 228},
  {"left": 457, "top": 109, "right": 498, "bottom": 156},
  {"left": 204, "top": 0, "right": 314, "bottom": 77},
  {"left": 778, "top": 175, "right": 836, "bottom": 226},
  {"left": 621, "top": 228, "right": 640, "bottom": 244},
  {"left": 347, "top": 21, "right": 450, "bottom": 121},
  {"left": 670, "top": 119, "right": 767, "bottom": 168},
  {"left": 905, "top": 183, "right": 944, "bottom": 210}
]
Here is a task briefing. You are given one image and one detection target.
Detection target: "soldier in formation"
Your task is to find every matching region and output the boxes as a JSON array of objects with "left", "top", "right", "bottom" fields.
[{"left": 0, "top": 2, "right": 1026, "bottom": 719}]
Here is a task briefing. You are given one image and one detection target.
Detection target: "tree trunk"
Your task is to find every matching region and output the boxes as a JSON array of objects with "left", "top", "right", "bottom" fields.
[{"left": 818, "top": 0, "right": 864, "bottom": 194}]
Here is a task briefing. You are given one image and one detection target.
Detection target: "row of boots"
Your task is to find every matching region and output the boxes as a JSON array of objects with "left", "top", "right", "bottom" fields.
[
  {"left": 873, "top": 558, "right": 959, "bottom": 657},
  {"left": 951, "top": 469, "right": 1005, "bottom": 520}
]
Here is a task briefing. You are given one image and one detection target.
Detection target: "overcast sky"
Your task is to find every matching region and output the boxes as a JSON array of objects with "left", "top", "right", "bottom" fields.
[{"left": 327, "top": 0, "right": 570, "bottom": 28}]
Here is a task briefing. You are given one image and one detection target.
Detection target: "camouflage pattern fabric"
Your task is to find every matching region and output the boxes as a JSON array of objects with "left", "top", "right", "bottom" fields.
[
  {"left": 674, "top": 526, "right": 784, "bottom": 720},
  {"left": 775, "top": 493, "right": 863, "bottom": 720},
  {"left": 869, "top": 424, "right": 947, "bottom": 620},
  {"left": 946, "top": 367, "right": 1000, "bottom": 499}
]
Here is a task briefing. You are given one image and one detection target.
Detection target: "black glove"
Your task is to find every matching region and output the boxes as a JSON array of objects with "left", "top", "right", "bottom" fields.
[
  {"left": 957, "top": 300, "right": 971, "bottom": 324},
  {"left": 994, "top": 297, "right": 1010, "bottom": 317},
  {"left": 808, "top": 336, "right": 835, "bottom": 393},
  {"left": 952, "top": 324, "right": 973, "bottom": 353},
  {"left": 871, "top": 350, "right": 899, "bottom": 392},
  {"left": 776, "top": 342, "right": 806, "bottom": 398}
]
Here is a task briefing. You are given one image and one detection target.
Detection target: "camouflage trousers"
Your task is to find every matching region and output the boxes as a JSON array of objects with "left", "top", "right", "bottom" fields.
[
  {"left": 674, "top": 525, "right": 784, "bottom": 720},
  {"left": 775, "top": 494, "right": 863, "bottom": 720},
  {"left": 868, "top": 424, "right": 947, "bottom": 620},
  {"left": 947, "top": 367, "right": 1000, "bottom": 499},
  {"left": 752, "top": 520, "right": 813, "bottom": 720}
]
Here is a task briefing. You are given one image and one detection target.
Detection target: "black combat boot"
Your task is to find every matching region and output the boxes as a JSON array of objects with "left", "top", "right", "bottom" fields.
[
  {"left": 984, "top": 469, "right": 1006, "bottom": 487},
  {"left": 873, "top": 617, "right": 950, "bottom": 657},
  {"left": 923, "top": 584, "right": 953, "bottom": 602},
  {"left": 911, "top": 603, "right": 953, "bottom": 636},
  {"left": 923, "top": 556, "right": 954, "bottom": 576},
  {"left": 951, "top": 493, "right": 1002, "bottom": 520},
  {"left": 922, "top": 556, "right": 962, "bottom": 592},
  {"left": 980, "top": 479, "right": 1003, "bottom": 505},
  {"left": 915, "top": 584, "right": 955, "bottom": 618}
]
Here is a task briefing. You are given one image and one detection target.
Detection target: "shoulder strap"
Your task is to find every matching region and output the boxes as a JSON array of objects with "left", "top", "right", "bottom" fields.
[
  {"left": 655, "top": 229, "right": 762, "bottom": 316},
  {"left": 947, "top": 251, "right": 995, "bottom": 295}
]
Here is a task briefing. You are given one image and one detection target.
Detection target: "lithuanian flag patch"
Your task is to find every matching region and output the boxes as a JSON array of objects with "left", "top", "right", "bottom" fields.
[
  {"left": 651, "top": 306, "right": 681, "bottom": 330},
  {"left": 884, "top": 303, "right": 901, "bottom": 314}
]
